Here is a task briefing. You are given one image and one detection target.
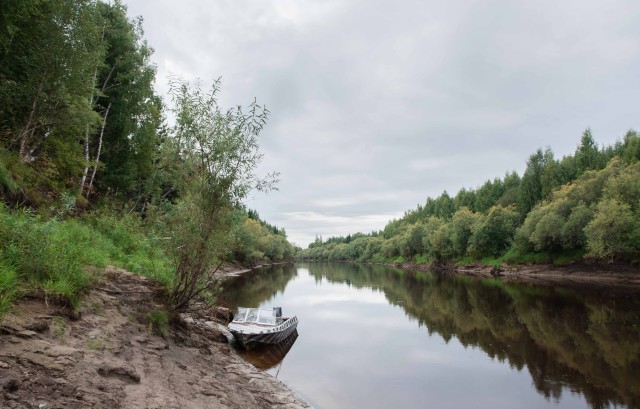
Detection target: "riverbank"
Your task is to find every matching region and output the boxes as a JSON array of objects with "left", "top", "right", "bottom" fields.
[
  {"left": 297, "top": 259, "right": 640, "bottom": 290},
  {"left": 0, "top": 265, "right": 308, "bottom": 409},
  {"left": 399, "top": 260, "right": 640, "bottom": 290}
]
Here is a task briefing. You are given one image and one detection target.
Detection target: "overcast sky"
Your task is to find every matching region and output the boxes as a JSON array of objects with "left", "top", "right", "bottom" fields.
[{"left": 126, "top": 0, "right": 640, "bottom": 247}]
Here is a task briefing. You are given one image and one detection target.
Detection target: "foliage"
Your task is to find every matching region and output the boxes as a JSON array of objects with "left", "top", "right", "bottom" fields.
[
  {"left": 0, "top": 204, "right": 175, "bottom": 313},
  {"left": 468, "top": 205, "right": 519, "bottom": 258},
  {"left": 147, "top": 308, "right": 169, "bottom": 337},
  {"left": 585, "top": 199, "right": 639, "bottom": 261},
  {"left": 299, "top": 130, "right": 640, "bottom": 265},
  {"left": 0, "top": 259, "right": 18, "bottom": 318},
  {"left": 0, "top": 1, "right": 292, "bottom": 319},
  {"left": 230, "top": 213, "right": 294, "bottom": 265},
  {"left": 156, "top": 77, "right": 278, "bottom": 312}
]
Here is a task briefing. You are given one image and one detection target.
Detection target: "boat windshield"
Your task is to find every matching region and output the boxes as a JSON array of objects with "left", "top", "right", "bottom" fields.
[
  {"left": 258, "top": 310, "right": 276, "bottom": 325},
  {"left": 234, "top": 308, "right": 277, "bottom": 325}
]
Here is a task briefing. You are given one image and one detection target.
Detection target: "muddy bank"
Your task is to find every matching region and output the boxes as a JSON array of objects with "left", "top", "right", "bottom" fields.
[
  {"left": 0, "top": 266, "right": 309, "bottom": 409},
  {"left": 214, "top": 262, "right": 292, "bottom": 281},
  {"left": 397, "top": 261, "right": 640, "bottom": 290},
  {"left": 297, "top": 259, "right": 640, "bottom": 290}
]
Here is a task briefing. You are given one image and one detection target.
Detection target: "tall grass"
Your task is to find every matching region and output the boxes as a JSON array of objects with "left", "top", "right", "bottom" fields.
[
  {"left": 0, "top": 258, "right": 18, "bottom": 317},
  {"left": 86, "top": 213, "right": 173, "bottom": 285},
  {"left": 0, "top": 205, "right": 173, "bottom": 317}
]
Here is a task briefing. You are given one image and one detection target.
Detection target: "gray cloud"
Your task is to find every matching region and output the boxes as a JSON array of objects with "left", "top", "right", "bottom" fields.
[{"left": 127, "top": 0, "right": 640, "bottom": 246}]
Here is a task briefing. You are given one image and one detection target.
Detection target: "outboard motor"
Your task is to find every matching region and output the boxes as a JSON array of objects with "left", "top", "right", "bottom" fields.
[{"left": 273, "top": 307, "right": 282, "bottom": 318}]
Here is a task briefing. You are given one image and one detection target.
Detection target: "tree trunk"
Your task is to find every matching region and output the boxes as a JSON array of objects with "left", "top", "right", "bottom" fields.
[
  {"left": 17, "top": 71, "right": 47, "bottom": 162},
  {"left": 87, "top": 102, "right": 111, "bottom": 197}
]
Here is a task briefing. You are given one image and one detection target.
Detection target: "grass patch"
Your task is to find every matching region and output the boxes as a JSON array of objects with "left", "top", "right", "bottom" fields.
[
  {"left": 553, "top": 249, "right": 587, "bottom": 265},
  {"left": 454, "top": 256, "right": 474, "bottom": 265},
  {"left": 414, "top": 254, "right": 431, "bottom": 264},
  {"left": 0, "top": 206, "right": 103, "bottom": 308},
  {"left": 480, "top": 256, "right": 503, "bottom": 269},
  {"left": 0, "top": 259, "right": 19, "bottom": 318},
  {"left": 52, "top": 316, "right": 66, "bottom": 338},
  {"left": 87, "top": 213, "right": 173, "bottom": 286},
  {"left": 500, "top": 248, "right": 586, "bottom": 266},
  {"left": 85, "top": 338, "right": 107, "bottom": 350},
  {"left": 0, "top": 205, "right": 174, "bottom": 318},
  {"left": 147, "top": 309, "right": 169, "bottom": 336}
]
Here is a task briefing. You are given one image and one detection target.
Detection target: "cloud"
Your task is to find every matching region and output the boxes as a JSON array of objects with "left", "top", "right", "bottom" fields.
[{"left": 126, "top": 0, "right": 640, "bottom": 246}]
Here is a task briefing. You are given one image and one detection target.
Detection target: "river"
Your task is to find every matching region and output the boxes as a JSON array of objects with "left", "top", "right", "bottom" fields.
[{"left": 220, "top": 262, "right": 640, "bottom": 409}]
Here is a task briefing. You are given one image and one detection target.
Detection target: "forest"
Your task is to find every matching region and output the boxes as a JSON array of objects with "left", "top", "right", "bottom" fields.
[
  {"left": 0, "top": 0, "right": 293, "bottom": 317},
  {"left": 298, "top": 130, "right": 640, "bottom": 266}
]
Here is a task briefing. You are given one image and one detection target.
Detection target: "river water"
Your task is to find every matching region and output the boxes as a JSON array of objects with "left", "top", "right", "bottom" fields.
[{"left": 220, "top": 262, "right": 640, "bottom": 409}]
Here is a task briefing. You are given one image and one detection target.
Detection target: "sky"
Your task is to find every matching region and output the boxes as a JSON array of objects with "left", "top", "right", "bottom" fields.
[{"left": 125, "top": 0, "right": 640, "bottom": 247}]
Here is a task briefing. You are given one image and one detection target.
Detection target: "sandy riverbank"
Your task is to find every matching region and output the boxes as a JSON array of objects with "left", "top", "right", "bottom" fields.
[{"left": 0, "top": 265, "right": 309, "bottom": 409}]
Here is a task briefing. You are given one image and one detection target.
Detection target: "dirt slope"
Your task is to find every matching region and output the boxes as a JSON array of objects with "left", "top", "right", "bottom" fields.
[{"left": 0, "top": 267, "right": 310, "bottom": 409}]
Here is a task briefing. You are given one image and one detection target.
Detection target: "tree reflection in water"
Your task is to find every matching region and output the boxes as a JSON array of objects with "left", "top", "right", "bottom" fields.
[{"left": 222, "top": 263, "right": 640, "bottom": 409}]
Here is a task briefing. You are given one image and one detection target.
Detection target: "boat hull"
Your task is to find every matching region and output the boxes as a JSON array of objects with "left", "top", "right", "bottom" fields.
[{"left": 229, "top": 316, "right": 298, "bottom": 349}]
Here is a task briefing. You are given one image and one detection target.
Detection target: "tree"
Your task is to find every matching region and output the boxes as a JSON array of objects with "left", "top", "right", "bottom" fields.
[
  {"left": 449, "top": 207, "right": 482, "bottom": 257},
  {"left": 0, "top": 0, "right": 103, "bottom": 194},
  {"left": 469, "top": 205, "right": 519, "bottom": 258},
  {"left": 585, "top": 199, "right": 639, "bottom": 261},
  {"left": 429, "top": 224, "right": 454, "bottom": 261},
  {"left": 403, "top": 223, "right": 426, "bottom": 258},
  {"left": 575, "top": 129, "right": 604, "bottom": 174},
  {"left": 88, "top": 1, "right": 161, "bottom": 201},
  {"left": 160, "top": 77, "right": 278, "bottom": 312},
  {"left": 517, "top": 148, "right": 554, "bottom": 216}
]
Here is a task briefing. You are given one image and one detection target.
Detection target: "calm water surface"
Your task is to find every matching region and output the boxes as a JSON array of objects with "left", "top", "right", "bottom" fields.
[{"left": 221, "top": 263, "right": 640, "bottom": 409}]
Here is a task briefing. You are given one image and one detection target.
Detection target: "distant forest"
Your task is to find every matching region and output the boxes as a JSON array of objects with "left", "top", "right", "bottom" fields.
[
  {"left": 299, "top": 130, "right": 640, "bottom": 265},
  {"left": 0, "top": 0, "right": 292, "bottom": 315}
]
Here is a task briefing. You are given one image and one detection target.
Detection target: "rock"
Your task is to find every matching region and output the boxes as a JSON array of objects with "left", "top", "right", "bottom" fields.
[
  {"left": 21, "top": 352, "right": 64, "bottom": 371},
  {"left": 215, "top": 323, "right": 234, "bottom": 343},
  {"left": 97, "top": 362, "right": 141, "bottom": 383},
  {"left": 179, "top": 314, "right": 195, "bottom": 325},
  {"left": 133, "top": 335, "right": 149, "bottom": 344},
  {"left": 0, "top": 361, "right": 9, "bottom": 369},
  {"left": 44, "top": 345, "right": 83, "bottom": 359},
  {"left": 26, "top": 321, "right": 50, "bottom": 333},
  {"left": 146, "top": 340, "right": 168, "bottom": 350},
  {"left": 87, "top": 329, "right": 100, "bottom": 339},
  {"left": 16, "top": 330, "right": 38, "bottom": 338},
  {"left": 213, "top": 307, "right": 233, "bottom": 321}
]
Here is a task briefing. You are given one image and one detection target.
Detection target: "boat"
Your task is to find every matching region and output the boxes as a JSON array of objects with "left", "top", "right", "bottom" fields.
[{"left": 228, "top": 307, "right": 298, "bottom": 349}]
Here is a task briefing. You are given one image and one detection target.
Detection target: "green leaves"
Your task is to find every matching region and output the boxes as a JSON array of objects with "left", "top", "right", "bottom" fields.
[
  {"left": 157, "top": 77, "right": 277, "bottom": 311},
  {"left": 585, "top": 199, "right": 638, "bottom": 261}
]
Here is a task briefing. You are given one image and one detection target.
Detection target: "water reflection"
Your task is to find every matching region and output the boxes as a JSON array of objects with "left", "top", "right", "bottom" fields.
[
  {"left": 237, "top": 330, "right": 299, "bottom": 371},
  {"left": 221, "top": 263, "right": 640, "bottom": 409}
]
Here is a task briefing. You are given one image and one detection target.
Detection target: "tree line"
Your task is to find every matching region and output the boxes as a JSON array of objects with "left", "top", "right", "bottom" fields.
[
  {"left": 0, "top": 0, "right": 292, "bottom": 314},
  {"left": 298, "top": 130, "right": 640, "bottom": 265}
]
